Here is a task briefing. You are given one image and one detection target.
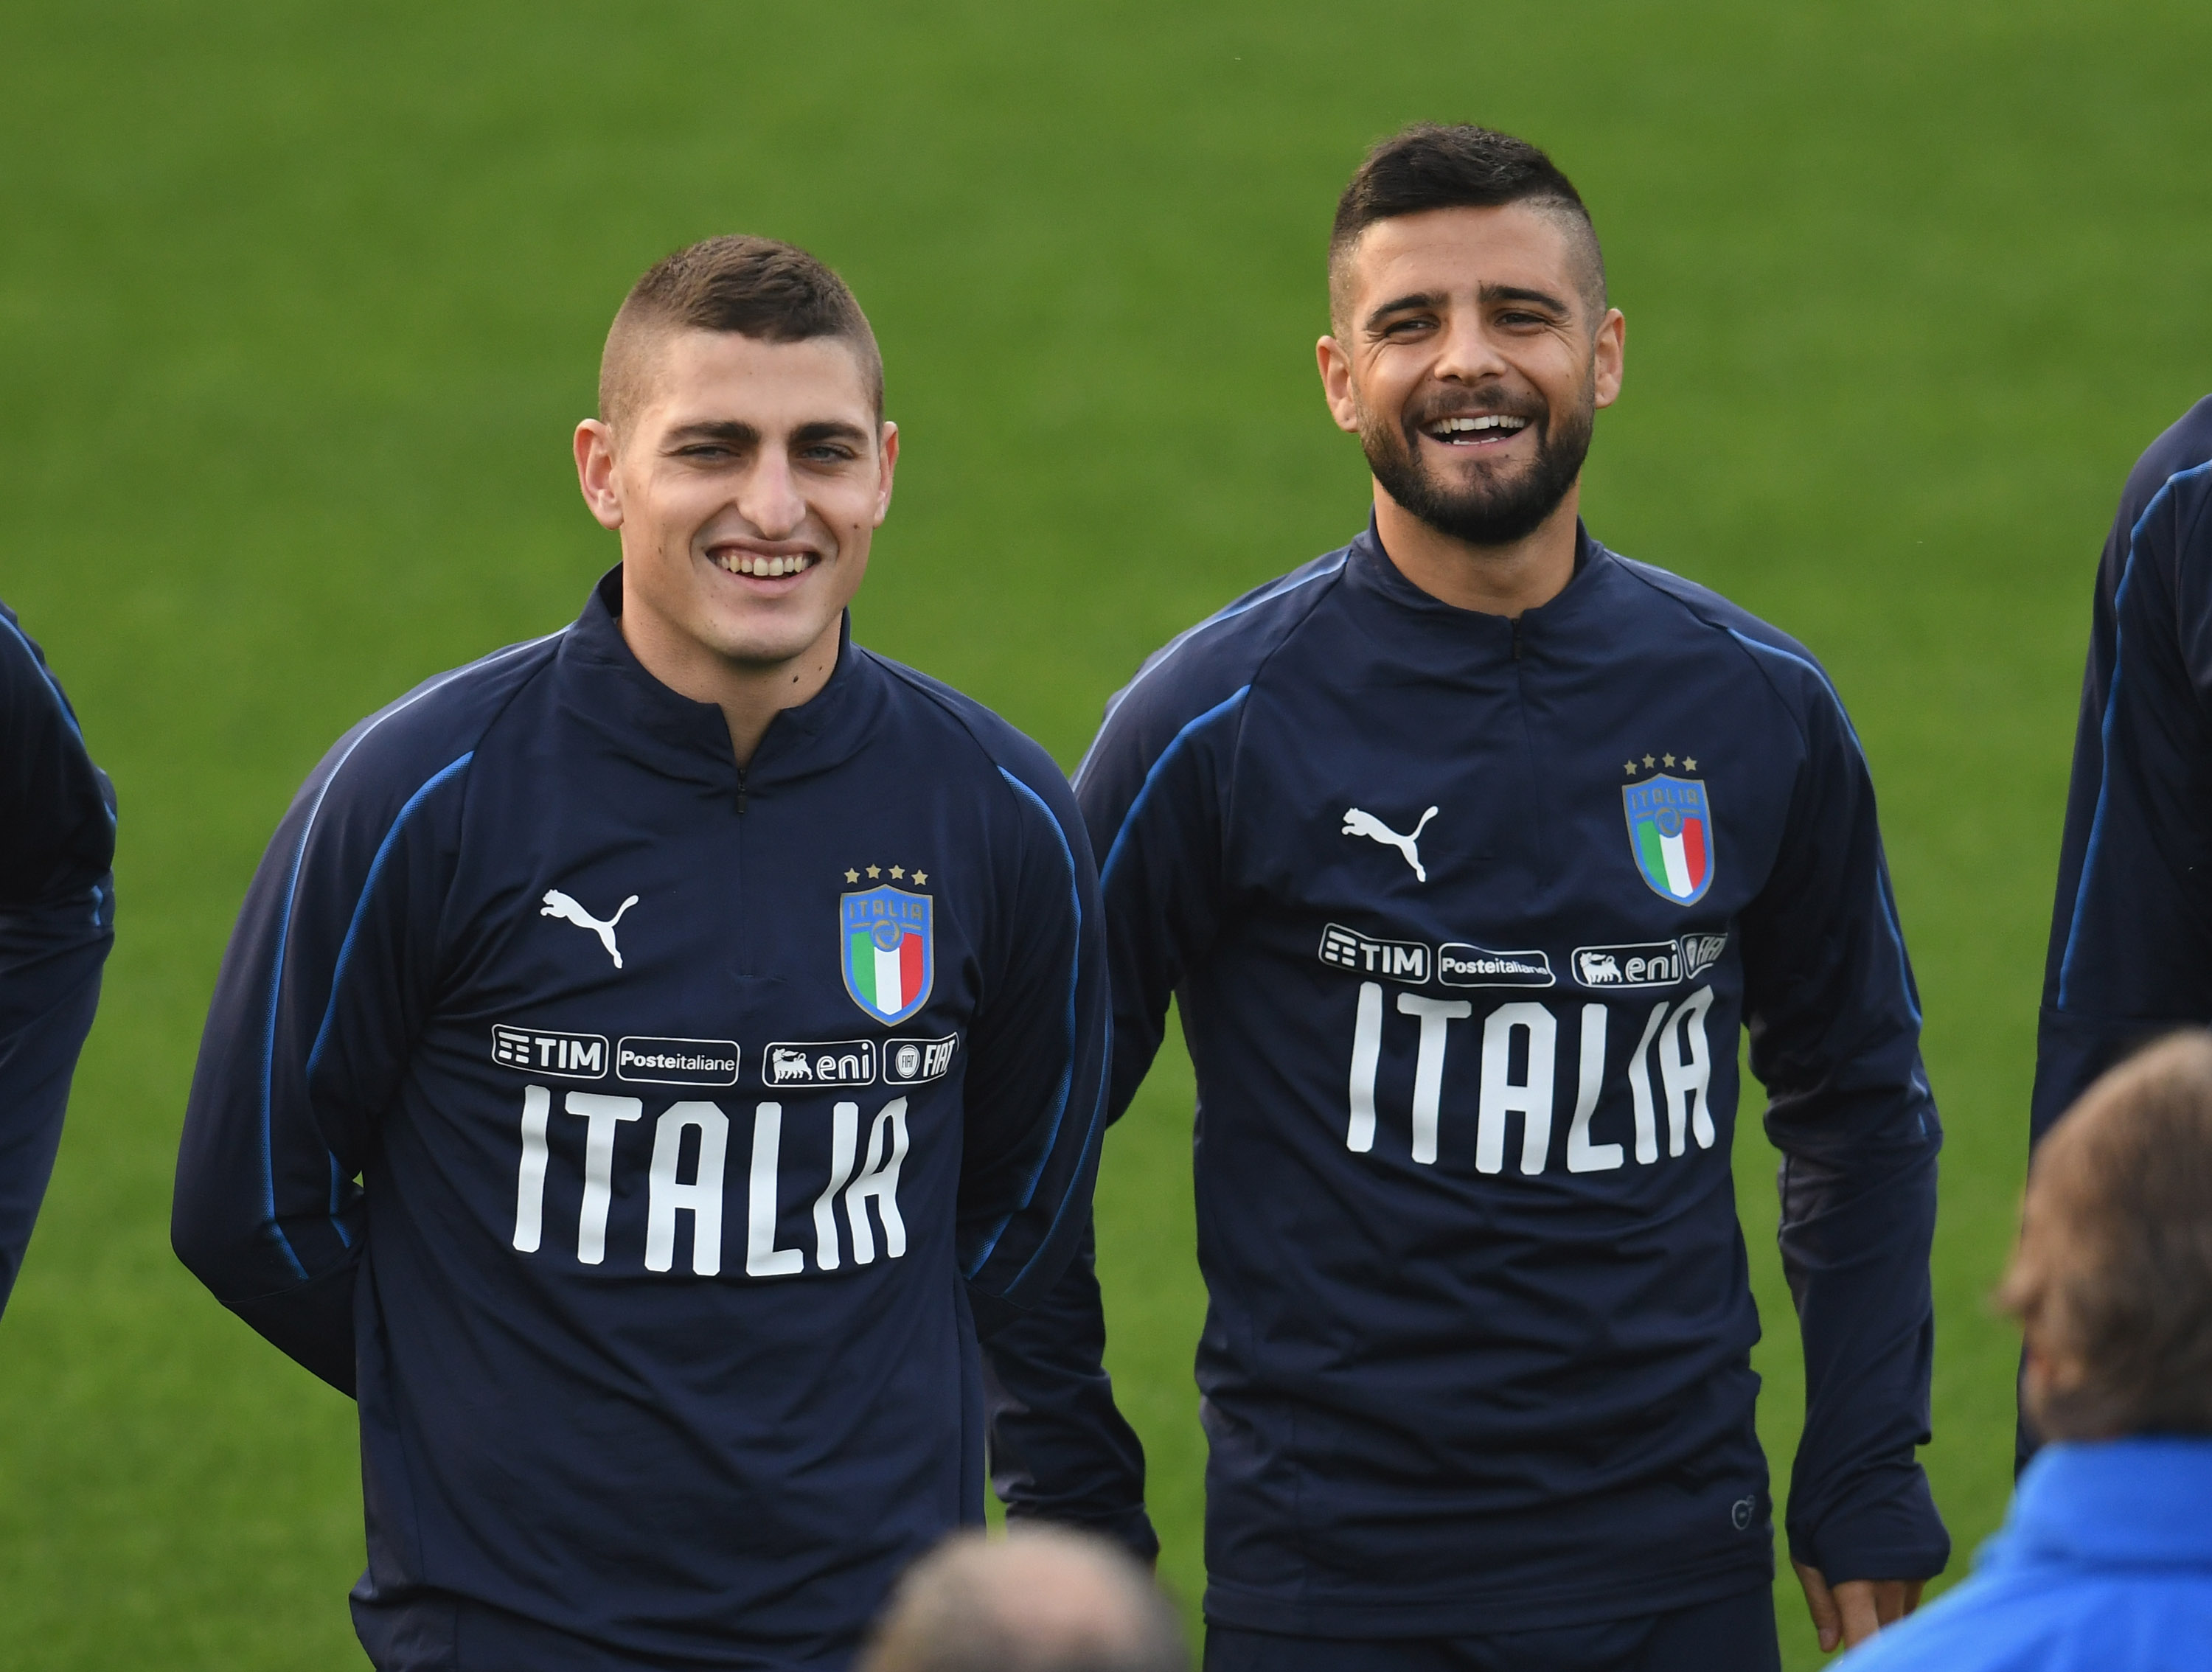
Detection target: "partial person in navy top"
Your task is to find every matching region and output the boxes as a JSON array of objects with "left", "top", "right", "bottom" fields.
[
  {"left": 2034, "top": 397, "right": 2212, "bottom": 1143},
  {"left": 174, "top": 237, "right": 1110, "bottom": 1672},
  {"left": 981, "top": 125, "right": 1947, "bottom": 1670},
  {"left": 1845, "top": 1031, "right": 2212, "bottom": 1672},
  {"left": 0, "top": 602, "right": 116, "bottom": 1317}
]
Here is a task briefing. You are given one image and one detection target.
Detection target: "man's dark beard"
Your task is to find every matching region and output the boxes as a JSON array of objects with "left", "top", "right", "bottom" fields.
[{"left": 1361, "top": 394, "right": 1595, "bottom": 548}]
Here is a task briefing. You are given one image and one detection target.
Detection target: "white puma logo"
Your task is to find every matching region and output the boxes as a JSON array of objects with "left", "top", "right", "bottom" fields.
[
  {"left": 540, "top": 888, "right": 639, "bottom": 969},
  {"left": 1341, "top": 806, "right": 1439, "bottom": 882}
]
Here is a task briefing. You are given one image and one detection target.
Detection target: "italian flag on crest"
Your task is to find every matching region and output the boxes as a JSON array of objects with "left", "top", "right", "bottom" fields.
[
  {"left": 841, "top": 884, "right": 934, "bottom": 1025},
  {"left": 1623, "top": 774, "right": 1715, "bottom": 905}
]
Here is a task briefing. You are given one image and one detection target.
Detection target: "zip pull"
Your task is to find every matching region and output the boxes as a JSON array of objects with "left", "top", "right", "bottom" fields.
[
  {"left": 735, "top": 767, "right": 749, "bottom": 815},
  {"left": 1511, "top": 616, "right": 1526, "bottom": 661}
]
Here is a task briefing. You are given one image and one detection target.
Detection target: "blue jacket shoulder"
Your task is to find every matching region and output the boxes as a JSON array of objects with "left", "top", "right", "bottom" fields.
[
  {"left": 1606, "top": 548, "right": 1844, "bottom": 729},
  {"left": 1091, "top": 546, "right": 1352, "bottom": 742},
  {"left": 299, "top": 631, "right": 564, "bottom": 818},
  {"left": 860, "top": 649, "right": 1082, "bottom": 820}
]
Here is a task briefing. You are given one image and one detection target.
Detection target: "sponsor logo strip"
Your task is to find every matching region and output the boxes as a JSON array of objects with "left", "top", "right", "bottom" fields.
[
  {"left": 1571, "top": 933, "right": 1728, "bottom": 989},
  {"left": 765, "top": 1039, "right": 877, "bottom": 1088},
  {"left": 491, "top": 1025, "right": 609, "bottom": 1079},
  {"left": 885, "top": 1034, "right": 960, "bottom": 1086},
  {"left": 1437, "top": 944, "right": 1554, "bottom": 987},
  {"left": 1318, "top": 922, "right": 1430, "bottom": 983},
  {"left": 615, "top": 1036, "right": 740, "bottom": 1087}
]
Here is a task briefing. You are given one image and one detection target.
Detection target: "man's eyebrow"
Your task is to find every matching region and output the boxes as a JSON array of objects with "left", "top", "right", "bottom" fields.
[
  {"left": 790, "top": 419, "right": 873, "bottom": 446},
  {"left": 664, "top": 420, "right": 760, "bottom": 448},
  {"left": 1363, "top": 290, "right": 1445, "bottom": 331},
  {"left": 1478, "top": 282, "right": 1572, "bottom": 315}
]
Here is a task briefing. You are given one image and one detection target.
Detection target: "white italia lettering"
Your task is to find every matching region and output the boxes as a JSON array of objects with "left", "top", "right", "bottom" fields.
[
  {"left": 1477, "top": 1002, "right": 1557, "bottom": 1175},
  {"left": 844, "top": 1097, "right": 911, "bottom": 1264},
  {"left": 565, "top": 1092, "right": 641, "bottom": 1264},
  {"left": 1659, "top": 986, "right": 1717, "bottom": 1155},
  {"left": 513, "top": 1084, "right": 552, "bottom": 1252},
  {"left": 1347, "top": 983, "right": 1383, "bottom": 1152},
  {"left": 812, "top": 1101, "right": 860, "bottom": 1269},
  {"left": 1397, "top": 994, "right": 1471, "bottom": 1164},
  {"left": 1565, "top": 1004, "right": 1622, "bottom": 1173},
  {"left": 1627, "top": 1000, "right": 1669, "bottom": 1166},
  {"left": 645, "top": 1101, "right": 729, "bottom": 1275},
  {"left": 745, "top": 1103, "right": 804, "bottom": 1278}
]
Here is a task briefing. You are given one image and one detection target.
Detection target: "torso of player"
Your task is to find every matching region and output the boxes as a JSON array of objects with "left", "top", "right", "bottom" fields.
[
  {"left": 370, "top": 669, "right": 991, "bottom": 1351},
  {"left": 1180, "top": 547, "right": 1808, "bottom": 1384}
]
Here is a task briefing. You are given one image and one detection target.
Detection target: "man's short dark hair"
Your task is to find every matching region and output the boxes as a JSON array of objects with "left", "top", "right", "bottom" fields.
[
  {"left": 598, "top": 234, "right": 884, "bottom": 432},
  {"left": 1327, "top": 124, "right": 1607, "bottom": 329},
  {"left": 2002, "top": 1031, "right": 2212, "bottom": 1441}
]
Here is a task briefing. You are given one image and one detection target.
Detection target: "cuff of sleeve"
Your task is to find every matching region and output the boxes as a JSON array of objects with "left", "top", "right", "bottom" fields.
[
  {"left": 1004, "top": 1501, "right": 1161, "bottom": 1567},
  {"left": 1788, "top": 1471, "right": 1950, "bottom": 1584}
]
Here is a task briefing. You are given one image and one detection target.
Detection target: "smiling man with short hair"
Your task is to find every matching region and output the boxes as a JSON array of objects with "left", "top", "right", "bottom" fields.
[
  {"left": 175, "top": 235, "right": 1110, "bottom": 1671},
  {"left": 984, "top": 125, "right": 1949, "bottom": 1670}
]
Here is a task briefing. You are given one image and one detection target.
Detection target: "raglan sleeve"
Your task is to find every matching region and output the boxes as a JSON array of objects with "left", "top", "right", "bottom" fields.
[
  {"left": 954, "top": 744, "right": 1113, "bottom": 1316},
  {"left": 171, "top": 722, "right": 468, "bottom": 1395},
  {"left": 976, "top": 671, "right": 1239, "bottom": 1558},
  {"left": 2033, "top": 468, "right": 2212, "bottom": 1142},
  {"left": 0, "top": 607, "right": 117, "bottom": 1314},
  {"left": 1737, "top": 655, "right": 1950, "bottom": 1587}
]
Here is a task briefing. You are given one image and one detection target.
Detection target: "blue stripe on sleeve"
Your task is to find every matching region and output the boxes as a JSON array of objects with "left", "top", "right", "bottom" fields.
[
  {"left": 964, "top": 767, "right": 1094, "bottom": 1280},
  {"left": 1096, "top": 686, "right": 1250, "bottom": 892},
  {"left": 2058, "top": 461, "right": 2212, "bottom": 1009},
  {"left": 1725, "top": 629, "right": 1921, "bottom": 1026}
]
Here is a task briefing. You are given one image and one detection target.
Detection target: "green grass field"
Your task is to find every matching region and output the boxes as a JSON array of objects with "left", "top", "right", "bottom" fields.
[{"left": 3, "top": 4, "right": 2210, "bottom": 1665}]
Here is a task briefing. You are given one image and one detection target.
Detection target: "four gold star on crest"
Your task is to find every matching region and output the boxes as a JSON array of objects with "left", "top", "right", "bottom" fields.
[
  {"left": 844, "top": 868, "right": 858, "bottom": 882},
  {"left": 865, "top": 864, "right": 881, "bottom": 879},
  {"left": 846, "top": 863, "right": 931, "bottom": 886}
]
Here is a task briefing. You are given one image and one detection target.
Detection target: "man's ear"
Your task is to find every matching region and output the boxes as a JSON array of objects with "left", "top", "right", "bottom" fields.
[
  {"left": 574, "top": 420, "right": 624, "bottom": 531},
  {"left": 872, "top": 421, "right": 900, "bottom": 528},
  {"left": 1316, "top": 335, "right": 1361, "bottom": 436}
]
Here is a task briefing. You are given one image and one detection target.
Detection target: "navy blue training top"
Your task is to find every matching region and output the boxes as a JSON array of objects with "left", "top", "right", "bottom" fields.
[
  {"left": 984, "top": 523, "right": 1948, "bottom": 1636},
  {"left": 2034, "top": 395, "right": 2212, "bottom": 1139},
  {"left": 174, "top": 568, "right": 1110, "bottom": 1671},
  {"left": 0, "top": 600, "right": 116, "bottom": 1314}
]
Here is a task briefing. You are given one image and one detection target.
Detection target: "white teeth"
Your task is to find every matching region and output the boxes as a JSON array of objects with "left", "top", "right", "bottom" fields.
[
  {"left": 718, "top": 553, "right": 815, "bottom": 577},
  {"left": 1436, "top": 414, "right": 1528, "bottom": 435}
]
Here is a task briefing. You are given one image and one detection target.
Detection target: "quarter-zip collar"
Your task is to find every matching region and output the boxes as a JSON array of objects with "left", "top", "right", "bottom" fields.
[
  {"left": 1346, "top": 515, "right": 1618, "bottom": 664},
  {"left": 1994, "top": 1439, "right": 2212, "bottom": 1572},
  {"left": 556, "top": 565, "right": 886, "bottom": 791}
]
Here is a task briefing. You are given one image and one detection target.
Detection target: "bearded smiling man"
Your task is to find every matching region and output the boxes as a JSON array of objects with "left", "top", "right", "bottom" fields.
[{"left": 982, "top": 125, "right": 1950, "bottom": 1670}]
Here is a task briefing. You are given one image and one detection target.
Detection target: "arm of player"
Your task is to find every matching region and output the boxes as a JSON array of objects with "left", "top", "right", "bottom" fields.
[
  {"left": 172, "top": 725, "right": 467, "bottom": 1396},
  {"left": 0, "top": 605, "right": 117, "bottom": 1315},
  {"left": 956, "top": 753, "right": 1114, "bottom": 1317},
  {"left": 976, "top": 677, "right": 1242, "bottom": 1559},
  {"left": 1737, "top": 653, "right": 1950, "bottom": 1621},
  {"left": 2034, "top": 461, "right": 2212, "bottom": 1142}
]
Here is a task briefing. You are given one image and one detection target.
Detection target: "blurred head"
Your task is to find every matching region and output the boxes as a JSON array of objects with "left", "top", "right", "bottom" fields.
[
  {"left": 1318, "top": 124, "right": 1623, "bottom": 548},
  {"left": 574, "top": 235, "right": 895, "bottom": 679},
  {"left": 2001, "top": 1031, "right": 2212, "bottom": 1442},
  {"left": 859, "top": 1528, "right": 1188, "bottom": 1672}
]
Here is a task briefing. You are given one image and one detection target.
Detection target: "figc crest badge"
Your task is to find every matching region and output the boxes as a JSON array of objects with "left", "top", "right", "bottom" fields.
[
  {"left": 1623, "top": 776, "right": 1714, "bottom": 905},
  {"left": 841, "top": 885, "right": 933, "bottom": 1025}
]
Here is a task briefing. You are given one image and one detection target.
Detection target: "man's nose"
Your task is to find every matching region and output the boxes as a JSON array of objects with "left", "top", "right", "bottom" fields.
[
  {"left": 735, "top": 453, "right": 807, "bottom": 540},
  {"left": 1428, "top": 310, "right": 1508, "bottom": 384}
]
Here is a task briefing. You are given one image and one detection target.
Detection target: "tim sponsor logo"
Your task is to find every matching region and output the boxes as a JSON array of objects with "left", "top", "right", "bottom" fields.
[
  {"left": 1437, "top": 943, "right": 1555, "bottom": 988},
  {"left": 886, "top": 1034, "right": 959, "bottom": 1086},
  {"left": 492, "top": 1025, "right": 608, "bottom": 1079},
  {"left": 616, "top": 1037, "right": 740, "bottom": 1087},
  {"left": 1573, "top": 933, "right": 1728, "bottom": 989},
  {"left": 765, "top": 1039, "right": 877, "bottom": 1088},
  {"left": 1319, "top": 922, "right": 1430, "bottom": 983}
]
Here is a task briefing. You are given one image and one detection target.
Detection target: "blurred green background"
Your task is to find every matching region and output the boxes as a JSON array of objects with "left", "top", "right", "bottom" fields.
[{"left": 3, "top": 2, "right": 2209, "bottom": 1665}]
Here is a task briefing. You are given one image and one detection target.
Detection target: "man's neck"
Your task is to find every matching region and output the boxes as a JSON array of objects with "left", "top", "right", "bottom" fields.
[
  {"left": 618, "top": 606, "right": 841, "bottom": 768},
  {"left": 1371, "top": 482, "right": 1582, "bottom": 618}
]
